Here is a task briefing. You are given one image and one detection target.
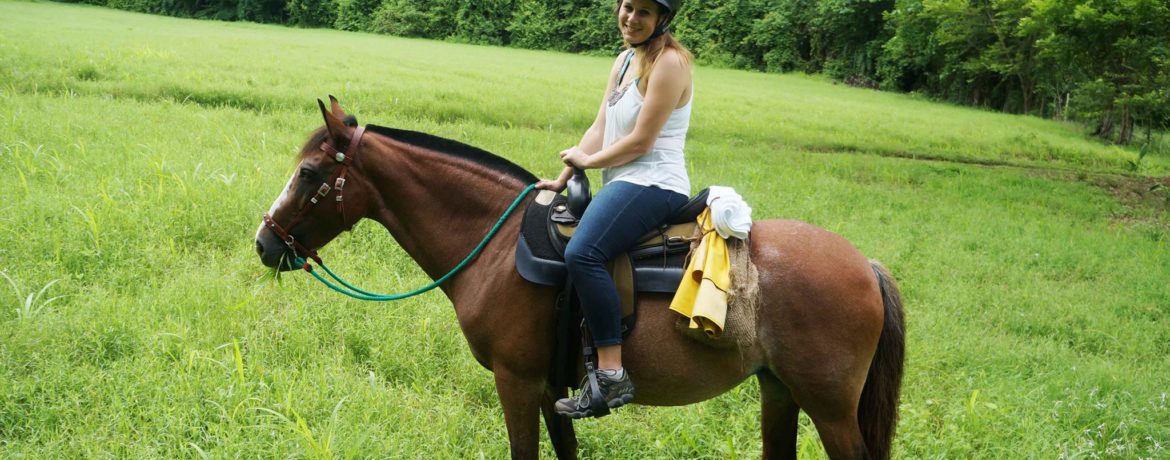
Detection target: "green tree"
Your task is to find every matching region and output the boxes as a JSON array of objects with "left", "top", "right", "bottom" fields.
[
  {"left": 287, "top": 0, "right": 337, "bottom": 27},
  {"left": 1035, "top": 0, "right": 1170, "bottom": 143},
  {"left": 453, "top": 0, "right": 515, "bottom": 45},
  {"left": 812, "top": 0, "right": 894, "bottom": 83},
  {"left": 335, "top": 0, "right": 381, "bottom": 31},
  {"left": 745, "top": 0, "right": 817, "bottom": 72},
  {"left": 674, "top": 0, "right": 771, "bottom": 68}
]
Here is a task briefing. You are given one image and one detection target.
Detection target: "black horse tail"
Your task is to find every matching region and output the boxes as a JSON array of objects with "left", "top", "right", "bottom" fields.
[{"left": 859, "top": 260, "right": 905, "bottom": 459}]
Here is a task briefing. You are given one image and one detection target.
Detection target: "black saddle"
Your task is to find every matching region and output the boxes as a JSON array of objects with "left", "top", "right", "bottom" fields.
[{"left": 515, "top": 169, "right": 709, "bottom": 292}]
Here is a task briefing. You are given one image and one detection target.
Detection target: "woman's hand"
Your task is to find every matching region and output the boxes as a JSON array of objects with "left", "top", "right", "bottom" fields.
[
  {"left": 535, "top": 177, "right": 568, "bottom": 192},
  {"left": 536, "top": 164, "right": 574, "bottom": 192},
  {"left": 559, "top": 146, "right": 593, "bottom": 169}
]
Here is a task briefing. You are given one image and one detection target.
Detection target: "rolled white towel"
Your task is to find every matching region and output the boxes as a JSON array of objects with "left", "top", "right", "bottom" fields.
[{"left": 707, "top": 186, "right": 752, "bottom": 240}]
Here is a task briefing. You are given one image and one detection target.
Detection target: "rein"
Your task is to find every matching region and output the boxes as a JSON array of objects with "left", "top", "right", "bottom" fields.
[
  {"left": 262, "top": 124, "right": 537, "bottom": 300},
  {"left": 294, "top": 183, "right": 536, "bottom": 301}
]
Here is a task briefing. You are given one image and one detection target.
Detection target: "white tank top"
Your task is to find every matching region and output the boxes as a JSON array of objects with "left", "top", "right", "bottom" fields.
[{"left": 601, "top": 71, "right": 692, "bottom": 197}]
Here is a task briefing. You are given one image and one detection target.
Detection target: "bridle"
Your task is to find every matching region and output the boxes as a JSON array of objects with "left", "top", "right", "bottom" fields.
[
  {"left": 262, "top": 125, "right": 366, "bottom": 267},
  {"left": 259, "top": 120, "right": 536, "bottom": 301}
]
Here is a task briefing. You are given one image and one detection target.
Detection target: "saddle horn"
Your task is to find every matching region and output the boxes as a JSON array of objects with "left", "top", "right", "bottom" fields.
[{"left": 565, "top": 167, "right": 591, "bottom": 219}]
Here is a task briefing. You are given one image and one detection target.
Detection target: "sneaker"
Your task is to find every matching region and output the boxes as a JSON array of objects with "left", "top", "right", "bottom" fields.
[{"left": 554, "top": 368, "right": 635, "bottom": 419}]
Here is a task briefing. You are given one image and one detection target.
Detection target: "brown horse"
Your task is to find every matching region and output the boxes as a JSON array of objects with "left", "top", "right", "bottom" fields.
[{"left": 255, "top": 99, "right": 905, "bottom": 459}]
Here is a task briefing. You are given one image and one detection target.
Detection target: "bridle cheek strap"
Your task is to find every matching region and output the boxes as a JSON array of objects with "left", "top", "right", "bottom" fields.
[
  {"left": 264, "top": 125, "right": 367, "bottom": 267},
  {"left": 318, "top": 125, "right": 365, "bottom": 231}
]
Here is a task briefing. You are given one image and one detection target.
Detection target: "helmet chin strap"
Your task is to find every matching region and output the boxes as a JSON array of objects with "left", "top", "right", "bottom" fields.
[
  {"left": 631, "top": 14, "right": 674, "bottom": 48},
  {"left": 631, "top": 28, "right": 664, "bottom": 48}
]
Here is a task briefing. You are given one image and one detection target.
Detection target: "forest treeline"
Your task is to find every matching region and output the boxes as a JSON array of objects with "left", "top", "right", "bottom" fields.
[{"left": 77, "top": 0, "right": 1169, "bottom": 146}]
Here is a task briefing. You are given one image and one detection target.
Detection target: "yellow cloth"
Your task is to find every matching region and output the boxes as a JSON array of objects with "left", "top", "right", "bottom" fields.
[{"left": 669, "top": 208, "right": 731, "bottom": 338}]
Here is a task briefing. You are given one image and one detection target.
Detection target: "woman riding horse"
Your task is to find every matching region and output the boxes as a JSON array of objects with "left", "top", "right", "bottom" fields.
[
  {"left": 535, "top": 0, "right": 693, "bottom": 418},
  {"left": 257, "top": 18, "right": 904, "bottom": 459}
]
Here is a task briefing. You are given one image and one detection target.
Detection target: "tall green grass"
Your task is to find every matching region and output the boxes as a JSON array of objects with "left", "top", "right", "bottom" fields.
[{"left": 1, "top": 1, "right": 1167, "bottom": 457}]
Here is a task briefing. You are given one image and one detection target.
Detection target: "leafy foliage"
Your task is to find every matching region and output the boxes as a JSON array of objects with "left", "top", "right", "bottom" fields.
[
  {"left": 880, "top": 0, "right": 1170, "bottom": 144},
  {"left": 287, "top": 0, "right": 336, "bottom": 27},
  {"left": 82, "top": 0, "right": 1169, "bottom": 146}
]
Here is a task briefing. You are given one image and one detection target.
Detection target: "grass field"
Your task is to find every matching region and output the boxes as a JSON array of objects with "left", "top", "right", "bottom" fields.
[{"left": 1, "top": 1, "right": 1168, "bottom": 457}]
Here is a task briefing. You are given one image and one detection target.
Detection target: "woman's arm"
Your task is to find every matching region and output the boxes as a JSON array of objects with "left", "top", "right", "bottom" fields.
[
  {"left": 538, "top": 51, "right": 632, "bottom": 191},
  {"left": 562, "top": 50, "right": 691, "bottom": 169},
  {"left": 535, "top": 165, "right": 574, "bottom": 191}
]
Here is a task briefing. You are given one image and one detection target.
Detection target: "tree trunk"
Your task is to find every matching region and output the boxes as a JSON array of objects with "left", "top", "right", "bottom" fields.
[
  {"left": 1118, "top": 104, "right": 1134, "bottom": 145},
  {"left": 1145, "top": 119, "right": 1153, "bottom": 149},
  {"left": 1096, "top": 112, "right": 1115, "bottom": 141},
  {"left": 1018, "top": 74, "right": 1034, "bottom": 114},
  {"left": 1096, "top": 97, "right": 1117, "bottom": 141}
]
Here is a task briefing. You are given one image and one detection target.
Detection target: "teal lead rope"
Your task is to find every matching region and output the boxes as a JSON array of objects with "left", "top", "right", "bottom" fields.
[{"left": 294, "top": 183, "right": 537, "bottom": 301}]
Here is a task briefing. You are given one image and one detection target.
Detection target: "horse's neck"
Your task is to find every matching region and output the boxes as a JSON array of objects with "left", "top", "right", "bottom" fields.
[{"left": 360, "top": 138, "right": 525, "bottom": 291}]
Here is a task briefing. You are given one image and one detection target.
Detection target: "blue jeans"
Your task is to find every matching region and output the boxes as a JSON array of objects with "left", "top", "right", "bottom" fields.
[{"left": 564, "top": 181, "right": 688, "bottom": 346}]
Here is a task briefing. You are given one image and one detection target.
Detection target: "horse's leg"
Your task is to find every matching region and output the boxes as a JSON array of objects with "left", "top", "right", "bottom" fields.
[
  {"left": 780, "top": 370, "right": 868, "bottom": 459},
  {"left": 540, "top": 386, "right": 578, "bottom": 459},
  {"left": 774, "top": 358, "right": 871, "bottom": 459},
  {"left": 805, "top": 414, "right": 866, "bottom": 459},
  {"left": 493, "top": 369, "right": 545, "bottom": 459},
  {"left": 757, "top": 371, "right": 800, "bottom": 460}
]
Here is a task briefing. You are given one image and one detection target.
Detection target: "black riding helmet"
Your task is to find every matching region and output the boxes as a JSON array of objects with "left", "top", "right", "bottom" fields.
[
  {"left": 626, "top": 0, "right": 683, "bottom": 47},
  {"left": 652, "top": 0, "right": 683, "bottom": 13}
]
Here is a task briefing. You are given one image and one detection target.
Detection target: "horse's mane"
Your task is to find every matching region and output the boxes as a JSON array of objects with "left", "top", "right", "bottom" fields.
[{"left": 367, "top": 125, "right": 538, "bottom": 184}]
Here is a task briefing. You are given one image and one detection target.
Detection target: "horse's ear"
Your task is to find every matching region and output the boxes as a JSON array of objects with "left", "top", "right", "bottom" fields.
[
  {"left": 327, "top": 95, "right": 359, "bottom": 127},
  {"left": 328, "top": 95, "right": 347, "bottom": 119},
  {"left": 318, "top": 98, "right": 350, "bottom": 147}
]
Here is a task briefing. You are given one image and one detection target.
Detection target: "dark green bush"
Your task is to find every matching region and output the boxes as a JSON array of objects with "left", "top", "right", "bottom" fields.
[
  {"left": 452, "top": 0, "right": 514, "bottom": 45},
  {"left": 287, "top": 0, "right": 336, "bottom": 27},
  {"left": 370, "top": 0, "right": 434, "bottom": 37},
  {"left": 334, "top": 0, "right": 381, "bottom": 31}
]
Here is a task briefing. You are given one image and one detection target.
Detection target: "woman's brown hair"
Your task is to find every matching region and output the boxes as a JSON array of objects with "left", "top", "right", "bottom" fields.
[
  {"left": 633, "top": 31, "right": 691, "bottom": 86},
  {"left": 617, "top": 1, "right": 693, "bottom": 86}
]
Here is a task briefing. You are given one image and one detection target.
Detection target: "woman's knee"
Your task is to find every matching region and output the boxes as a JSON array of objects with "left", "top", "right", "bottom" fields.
[{"left": 564, "top": 240, "right": 605, "bottom": 272}]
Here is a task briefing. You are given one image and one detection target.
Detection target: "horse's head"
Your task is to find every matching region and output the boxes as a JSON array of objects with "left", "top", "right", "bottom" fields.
[{"left": 255, "top": 97, "right": 372, "bottom": 270}]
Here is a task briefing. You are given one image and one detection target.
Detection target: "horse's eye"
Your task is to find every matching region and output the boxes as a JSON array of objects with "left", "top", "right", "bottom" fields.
[{"left": 299, "top": 168, "right": 314, "bottom": 180}]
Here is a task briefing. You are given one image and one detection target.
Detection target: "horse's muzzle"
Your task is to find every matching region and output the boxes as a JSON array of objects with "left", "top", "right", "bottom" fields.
[{"left": 255, "top": 232, "right": 298, "bottom": 271}]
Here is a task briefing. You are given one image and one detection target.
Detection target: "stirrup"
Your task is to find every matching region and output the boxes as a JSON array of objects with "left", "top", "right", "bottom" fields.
[
  {"left": 582, "top": 360, "right": 610, "bottom": 418},
  {"left": 556, "top": 319, "right": 611, "bottom": 419}
]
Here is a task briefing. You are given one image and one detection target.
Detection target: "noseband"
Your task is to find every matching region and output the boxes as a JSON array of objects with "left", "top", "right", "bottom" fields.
[{"left": 263, "top": 125, "right": 366, "bottom": 266}]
